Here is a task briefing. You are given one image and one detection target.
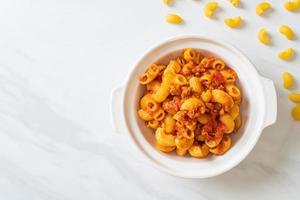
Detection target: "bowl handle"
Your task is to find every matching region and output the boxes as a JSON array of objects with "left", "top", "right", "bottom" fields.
[
  {"left": 110, "top": 86, "right": 127, "bottom": 134},
  {"left": 261, "top": 77, "right": 277, "bottom": 129}
]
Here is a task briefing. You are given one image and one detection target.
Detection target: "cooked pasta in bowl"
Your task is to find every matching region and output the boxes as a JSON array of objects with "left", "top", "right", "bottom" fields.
[
  {"left": 138, "top": 49, "right": 241, "bottom": 158},
  {"left": 111, "top": 36, "right": 277, "bottom": 178}
]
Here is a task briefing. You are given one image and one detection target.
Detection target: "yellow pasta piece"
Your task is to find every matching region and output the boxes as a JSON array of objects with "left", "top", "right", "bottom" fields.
[
  {"left": 282, "top": 71, "right": 293, "bottom": 89},
  {"left": 289, "top": 93, "right": 300, "bottom": 103},
  {"left": 147, "top": 120, "right": 160, "bottom": 129},
  {"left": 180, "top": 97, "right": 204, "bottom": 110},
  {"left": 176, "top": 148, "right": 187, "bottom": 156},
  {"left": 292, "top": 105, "right": 300, "bottom": 121},
  {"left": 225, "top": 84, "right": 241, "bottom": 100},
  {"left": 151, "top": 81, "right": 170, "bottom": 103},
  {"left": 220, "top": 114, "right": 235, "bottom": 133},
  {"left": 284, "top": 0, "right": 300, "bottom": 11},
  {"left": 200, "top": 72, "right": 212, "bottom": 85},
  {"left": 139, "top": 64, "right": 160, "bottom": 85},
  {"left": 164, "top": 114, "right": 175, "bottom": 133},
  {"left": 229, "top": 104, "right": 240, "bottom": 120},
  {"left": 224, "top": 16, "right": 242, "bottom": 28},
  {"left": 189, "top": 77, "right": 203, "bottom": 93},
  {"left": 230, "top": 0, "right": 240, "bottom": 7},
  {"left": 173, "top": 74, "right": 188, "bottom": 86},
  {"left": 166, "top": 13, "right": 183, "bottom": 24},
  {"left": 205, "top": 136, "right": 222, "bottom": 148},
  {"left": 140, "top": 94, "right": 159, "bottom": 112},
  {"left": 212, "top": 89, "right": 234, "bottom": 111},
  {"left": 147, "top": 80, "right": 160, "bottom": 92},
  {"left": 221, "top": 68, "right": 237, "bottom": 83},
  {"left": 204, "top": 2, "right": 219, "bottom": 18},
  {"left": 175, "top": 137, "right": 194, "bottom": 150},
  {"left": 155, "top": 128, "right": 175, "bottom": 147},
  {"left": 167, "top": 60, "right": 181, "bottom": 73},
  {"left": 201, "top": 90, "right": 212, "bottom": 102},
  {"left": 182, "top": 129, "right": 195, "bottom": 138},
  {"left": 212, "top": 59, "right": 225, "bottom": 70},
  {"left": 234, "top": 114, "right": 242, "bottom": 130},
  {"left": 153, "top": 108, "right": 165, "bottom": 121},
  {"left": 183, "top": 48, "right": 197, "bottom": 62},
  {"left": 138, "top": 109, "right": 153, "bottom": 121},
  {"left": 188, "top": 144, "right": 210, "bottom": 158},
  {"left": 256, "top": 2, "right": 271, "bottom": 16},
  {"left": 156, "top": 143, "right": 176, "bottom": 153},
  {"left": 278, "top": 48, "right": 294, "bottom": 61},
  {"left": 279, "top": 25, "right": 295, "bottom": 40},
  {"left": 163, "top": 0, "right": 172, "bottom": 5},
  {"left": 258, "top": 28, "right": 271, "bottom": 45},
  {"left": 209, "top": 135, "right": 231, "bottom": 155}
]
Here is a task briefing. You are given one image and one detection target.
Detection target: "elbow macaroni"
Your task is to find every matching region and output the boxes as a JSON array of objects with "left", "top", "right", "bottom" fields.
[
  {"left": 209, "top": 136, "right": 231, "bottom": 155},
  {"left": 166, "top": 13, "right": 183, "bottom": 24},
  {"left": 284, "top": 0, "right": 300, "bottom": 11},
  {"left": 292, "top": 105, "right": 300, "bottom": 121},
  {"left": 230, "top": 0, "right": 240, "bottom": 7},
  {"left": 256, "top": 2, "right": 271, "bottom": 16},
  {"left": 189, "top": 77, "right": 203, "bottom": 93},
  {"left": 279, "top": 25, "right": 295, "bottom": 40},
  {"left": 258, "top": 28, "right": 271, "bottom": 45},
  {"left": 138, "top": 48, "right": 242, "bottom": 158},
  {"left": 224, "top": 16, "right": 242, "bottom": 28},
  {"left": 204, "top": 2, "right": 219, "bottom": 18},
  {"left": 163, "top": 0, "right": 172, "bottom": 5},
  {"left": 278, "top": 48, "right": 294, "bottom": 61},
  {"left": 289, "top": 93, "right": 300, "bottom": 103},
  {"left": 282, "top": 71, "right": 293, "bottom": 89}
]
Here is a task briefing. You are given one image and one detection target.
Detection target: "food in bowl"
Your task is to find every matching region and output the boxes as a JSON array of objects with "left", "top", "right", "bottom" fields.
[{"left": 137, "top": 48, "right": 242, "bottom": 158}]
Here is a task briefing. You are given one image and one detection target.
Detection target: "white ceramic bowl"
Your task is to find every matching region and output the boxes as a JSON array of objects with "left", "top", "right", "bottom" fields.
[{"left": 111, "top": 36, "right": 277, "bottom": 178}]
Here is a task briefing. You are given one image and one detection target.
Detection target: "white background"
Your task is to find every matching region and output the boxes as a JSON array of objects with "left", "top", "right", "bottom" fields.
[{"left": 0, "top": 0, "right": 300, "bottom": 199}]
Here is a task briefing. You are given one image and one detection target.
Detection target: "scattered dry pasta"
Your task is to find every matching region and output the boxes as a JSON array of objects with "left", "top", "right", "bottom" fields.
[
  {"left": 278, "top": 48, "right": 294, "bottom": 61},
  {"left": 279, "top": 25, "right": 295, "bottom": 40},
  {"left": 138, "top": 48, "right": 243, "bottom": 158},
  {"left": 258, "top": 28, "right": 270, "bottom": 45},
  {"left": 284, "top": 0, "right": 300, "bottom": 12},
  {"left": 163, "top": 0, "right": 172, "bottom": 5},
  {"left": 282, "top": 71, "right": 293, "bottom": 89},
  {"left": 224, "top": 16, "right": 242, "bottom": 28},
  {"left": 289, "top": 93, "right": 300, "bottom": 103},
  {"left": 256, "top": 2, "right": 271, "bottom": 16},
  {"left": 230, "top": 0, "right": 240, "bottom": 7},
  {"left": 204, "top": 2, "right": 219, "bottom": 18},
  {"left": 292, "top": 105, "right": 300, "bottom": 120},
  {"left": 166, "top": 13, "right": 183, "bottom": 24}
]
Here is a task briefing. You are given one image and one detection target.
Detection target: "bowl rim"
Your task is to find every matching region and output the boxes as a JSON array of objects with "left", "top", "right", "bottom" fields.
[{"left": 122, "top": 35, "right": 267, "bottom": 178}]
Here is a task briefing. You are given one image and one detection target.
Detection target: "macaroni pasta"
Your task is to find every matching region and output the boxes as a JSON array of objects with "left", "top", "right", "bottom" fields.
[{"left": 138, "top": 48, "right": 242, "bottom": 158}]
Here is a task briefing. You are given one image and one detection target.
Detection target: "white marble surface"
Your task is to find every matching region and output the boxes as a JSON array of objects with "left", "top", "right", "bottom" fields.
[{"left": 0, "top": 0, "right": 300, "bottom": 199}]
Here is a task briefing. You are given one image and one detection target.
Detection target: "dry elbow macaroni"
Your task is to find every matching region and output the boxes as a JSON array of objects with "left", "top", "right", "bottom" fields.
[
  {"left": 163, "top": 0, "right": 172, "bottom": 5},
  {"left": 289, "top": 93, "right": 300, "bottom": 103},
  {"left": 258, "top": 28, "right": 270, "bottom": 45},
  {"left": 292, "top": 105, "right": 300, "bottom": 121},
  {"left": 204, "top": 2, "right": 219, "bottom": 18},
  {"left": 224, "top": 16, "right": 242, "bottom": 28},
  {"left": 284, "top": 0, "right": 300, "bottom": 11},
  {"left": 230, "top": 0, "right": 240, "bottom": 7},
  {"left": 256, "top": 2, "right": 271, "bottom": 16},
  {"left": 278, "top": 48, "right": 294, "bottom": 61},
  {"left": 138, "top": 48, "right": 242, "bottom": 158},
  {"left": 279, "top": 25, "right": 295, "bottom": 40},
  {"left": 166, "top": 13, "right": 183, "bottom": 24},
  {"left": 282, "top": 71, "right": 293, "bottom": 89}
]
